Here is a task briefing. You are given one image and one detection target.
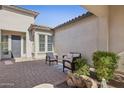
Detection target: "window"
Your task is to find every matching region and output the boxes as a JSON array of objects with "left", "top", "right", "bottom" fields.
[
  {"left": 38, "top": 34, "right": 53, "bottom": 52},
  {"left": 23, "top": 36, "right": 26, "bottom": 54},
  {"left": 47, "top": 35, "right": 53, "bottom": 51},
  {"left": 1, "top": 35, "right": 8, "bottom": 55},
  {"left": 39, "top": 34, "right": 45, "bottom": 52}
]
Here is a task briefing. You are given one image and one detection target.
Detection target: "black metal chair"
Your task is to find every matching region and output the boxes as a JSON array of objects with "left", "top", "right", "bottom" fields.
[
  {"left": 62, "top": 52, "right": 81, "bottom": 73},
  {"left": 46, "top": 52, "right": 58, "bottom": 66}
]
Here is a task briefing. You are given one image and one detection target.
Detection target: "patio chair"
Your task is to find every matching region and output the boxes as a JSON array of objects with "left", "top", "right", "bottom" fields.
[
  {"left": 46, "top": 52, "right": 58, "bottom": 66},
  {"left": 62, "top": 52, "right": 81, "bottom": 73}
]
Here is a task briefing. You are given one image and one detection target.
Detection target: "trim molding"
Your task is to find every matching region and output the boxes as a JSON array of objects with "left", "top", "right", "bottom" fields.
[{"left": 1, "top": 5, "right": 39, "bottom": 18}]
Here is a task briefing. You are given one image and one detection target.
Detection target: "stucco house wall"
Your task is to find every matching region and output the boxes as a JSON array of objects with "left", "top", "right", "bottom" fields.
[
  {"left": 84, "top": 6, "right": 109, "bottom": 51},
  {"left": 0, "top": 9, "right": 35, "bottom": 32},
  {"left": 54, "top": 15, "right": 98, "bottom": 64},
  {"left": 109, "top": 6, "right": 124, "bottom": 53},
  {"left": 108, "top": 6, "right": 124, "bottom": 71}
]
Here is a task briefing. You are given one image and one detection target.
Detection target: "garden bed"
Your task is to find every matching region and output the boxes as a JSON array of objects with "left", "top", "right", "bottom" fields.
[
  {"left": 56, "top": 70, "right": 124, "bottom": 88},
  {"left": 108, "top": 72, "right": 124, "bottom": 88}
]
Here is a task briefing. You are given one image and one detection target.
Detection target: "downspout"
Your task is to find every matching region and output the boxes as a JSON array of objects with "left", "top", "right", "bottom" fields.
[
  {"left": 107, "top": 6, "right": 110, "bottom": 52},
  {"left": 0, "top": 29, "right": 1, "bottom": 60},
  {"left": 106, "top": 6, "right": 110, "bottom": 52}
]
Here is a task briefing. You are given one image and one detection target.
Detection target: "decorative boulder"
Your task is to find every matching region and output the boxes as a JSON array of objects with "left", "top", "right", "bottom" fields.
[
  {"left": 66, "top": 72, "right": 98, "bottom": 88},
  {"left": 80, "top": 75, "right": 98, "bottom": 88},
  {"left": 67, "top": 78, "right": 75, "bottom": 87}
]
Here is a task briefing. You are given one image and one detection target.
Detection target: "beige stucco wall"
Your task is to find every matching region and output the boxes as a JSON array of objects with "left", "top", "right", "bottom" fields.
[
  {"left": 54, "top": 15, "right": 98, "bottom": 64},
  {"left": 84, "top": 5, "right": 124, "bottom": 54},
  {"left": 0, "top": 9, "right": 34, "bottom": 32},
  {"left": 108, "top": 6, "right": 124, "bottom": 71},
  {"left": 84, "top": 6, "right": 109, "bottom": 51},
  {"left": 109, "top": 6, "right": 124, "bottom": 53}
]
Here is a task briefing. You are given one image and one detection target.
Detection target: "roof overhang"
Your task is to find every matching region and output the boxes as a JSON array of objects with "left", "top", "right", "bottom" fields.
[
  {"left": 0, "top": 5, "right": 39, "bottom": 18},
  {"left": 54, "top": 12, "right": 93, "bottom": 30},
  {"left": 28, "top": 24, "right": 53, "bottom": 32},
  {"left": 83, "top": 5, "right": 109, "bottom": 17}
]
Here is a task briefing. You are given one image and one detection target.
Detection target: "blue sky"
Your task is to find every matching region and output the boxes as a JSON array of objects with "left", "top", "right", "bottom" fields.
[{"left": 19, "top": 5, "right": 87, "bottom": 28}]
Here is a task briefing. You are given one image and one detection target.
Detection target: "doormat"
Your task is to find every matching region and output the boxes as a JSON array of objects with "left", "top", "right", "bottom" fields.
[{"left": 4, "top": 60, "right": 13, "bottom": 65}]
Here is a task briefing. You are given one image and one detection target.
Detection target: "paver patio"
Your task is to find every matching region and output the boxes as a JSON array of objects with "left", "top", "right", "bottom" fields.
[{"left": 0, "top": 60, "right": 67, "bottom": 88}]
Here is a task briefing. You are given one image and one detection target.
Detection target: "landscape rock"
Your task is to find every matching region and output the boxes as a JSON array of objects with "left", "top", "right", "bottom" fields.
[
  {"left": 66, "top": 72, "right": 98, "bottom": 88},
  {"left": 67, "top": 78, "right": 75, "bottom": 87}
]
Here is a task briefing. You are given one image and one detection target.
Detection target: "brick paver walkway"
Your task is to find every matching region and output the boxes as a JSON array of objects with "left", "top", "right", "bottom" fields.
[{"left": 0, "top": 60, "right": 66, "bottom": 88}]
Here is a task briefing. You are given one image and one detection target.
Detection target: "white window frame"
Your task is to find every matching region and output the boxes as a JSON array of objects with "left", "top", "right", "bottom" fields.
[
  {"left": 47, "top": 35, "right": 53, "bottom": 52},
  {"left": 37, "top": 32, "right": 53, "bottom": 53},
  {"left": 1, "top": 35, "right": 9, "bottom": 55},
  {"left": 39, "top": 34, "right": 46, "bottom": 52}
]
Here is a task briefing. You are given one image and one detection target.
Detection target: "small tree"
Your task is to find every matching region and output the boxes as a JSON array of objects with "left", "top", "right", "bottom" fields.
[{"left": 92, "top": 51, "right": 119, "bottom": 81}]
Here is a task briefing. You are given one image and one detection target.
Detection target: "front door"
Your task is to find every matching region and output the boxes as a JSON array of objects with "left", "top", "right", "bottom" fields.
[{"left": 11, "top": 35, "right": 21, "bottom": 58}]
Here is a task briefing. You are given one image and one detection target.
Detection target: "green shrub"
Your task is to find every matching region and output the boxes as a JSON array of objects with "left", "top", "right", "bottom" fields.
[
  {"left": 92, "top": 51, "right": 119, "bottom": 81},
  {"left": 74, "top": 58, "right": 90, "bottom": 76}
]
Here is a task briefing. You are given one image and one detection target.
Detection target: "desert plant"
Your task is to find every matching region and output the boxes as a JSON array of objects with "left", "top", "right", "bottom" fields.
[
  {"left": 74, "top": 58, "right": 90, "bottom": 76},
  {"left": 92, "top": 51, "right": 119, "bottom": 81}
]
